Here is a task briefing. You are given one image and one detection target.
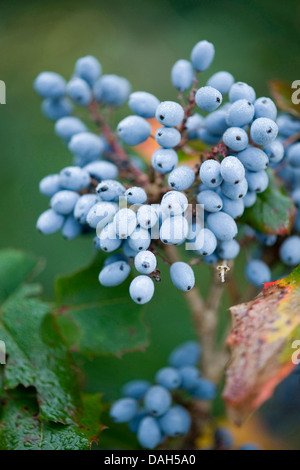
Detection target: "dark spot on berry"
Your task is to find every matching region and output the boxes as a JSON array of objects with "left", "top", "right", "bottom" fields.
[
  {"left": 137, "top": 297, "right": 142, "bottom": 302},
  {"left": 239, "top": 194, "right": 243, "bottom": 198},
  {"left": 139, "top": 246, "right": 143, "bottom": 250},
  {"left": 202, "top": 252, "right": 207, "bottom": 256},
  {"left": 256, "top": 188, "right": 261, "bottom": 192},
  {"left": 104, "top": 248, "right": 107, "bottom": 251},
  {"left": 217, "top": 205, "right": 221, "bottom": 208},
  {"left": 163, "top": 239, "right": 168, "bottom": 243},
  {"left": 120, "top": 265, "right": 124, "bottom": 271},
  {"left": 158, "top": 132, "right": 162, "bottom": 136},
  {"left": 262, "top": 99, "right": 267, "bottom": 104},
  {"left": 128, "top": 192, "right": 132, "bottom": 196},
  {"left": 236, "top": 136, "right": 241, "bottom": 141},
  {"left": 267, "top": 128, "right": 272, "bottom": 134},
  {"left": 146, "top": 220, "right": 150, "bottom": 225},
  {"left": 100, "top": 186, "right": 108, "bottom": 192},
  {"left": 170, "top": 182, "right": 175, "bottom": 187},
  {"left": 187, "top": 286, "right": 191, "bottom": 290},
  {"left": 158, "top": 163, "right": 162, "bottom": 168},
  {"left": 160, "top": 115, "right": 164, "bottom": 120},
  {"left": 216, "top": 97, "right": 220, "bottom": 102},
  {"left": 247, "top": 102, "right": 251, "bottom": 106},
  {"left": 234, "top": 180, "right": 239, "bottom": 184},
  {"left": 211, "top": 178, "right": 216, "bottom": 183}
]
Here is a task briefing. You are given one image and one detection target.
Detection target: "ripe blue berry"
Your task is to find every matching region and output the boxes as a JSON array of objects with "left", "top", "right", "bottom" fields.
[
  {"left": 286, "top": 143, "right": 300, "bottom": 168},
  {"left": 66, "top": 77, "right": 92, "bottom": 106},
  {"left": 128, "top": 91, "right": 160, "bottom": 118},
  {"left": 190, "top": 40, "right": 215, "bottom": 71},
  {"left": 98, "top": 260, "right": 131, "bottom": 287},
  {"left": 199, "top": 159, "right": 223, "bottom": 188},
  {"left": 170, "top": 262, "right": 195, "bottom": 291},
  {"left": 68, "top": 132, "right": 105, "bottom": 163},
  {"left": 168, "top": 166, "right": 195, "bottom": 191},
  {"left": 137, "top": 417, "right": 162, "bottom": 449},
  {"left": 96, "top": 179, "right": 125, "bottom": 201},
  {"left": 122, "top": 380, "right": 151, "bottom": 400},
  {"left": 160, "top": 216, "right": 188, "bottom": 245},
  {"left": 134, "top": 250, "right": 157, "bottom": 274},
  {"left": 155, "top": 127, "right": 181, "bottom": 148},
  {"left": 245, "top": 259, "right": 271, "bottom": 287},
  {"left": 39, "top": 174, "right": 61, "bottom": 197},
  {"left": 250, "top": 118, "right": 278, "bottom": 146},
  {"left": 62, "top": 215, "right": 82, "bottom": 239},
  {"left": 93, "top": 74, "right": 131, "bottom": 106},
  {"left": 84, "top": 161, "right": 118, "bottom": 181},
  {"left": 74, "top": 55, "right": 102, "bottom": 85},
  {"left": 264, "top": 139, "right": 284, "bottom": 164},
  {"left": 168, "top": 341, "right": 200, "bottom": 368},
  {"left": 41, "top": 97, "right": 72, "bottom": 121},
  {"left": 218, "top": 239, "right": 240, "bottom": 260},
  {"left": 191, "top": 378, "right": 216, "bottom": 400},
  {"left": 74, "top": 194, "right": 99, "bottom": 224},
  {"left": 155, "top": 367, "right": 181, "bottom": 390},
  {"left": 222, "top": 127, "right": 248, "bottom": 151},
  {"left": 55, "top": 116, "right": 87, "bottom": 141},
  {"left": 159, "top": 406, "right": 191, "bottom": 437},
  {"left": 221, "top": 195, "right": 244, "bottom": 218},
  {"left": 129, "top": 275, "right": 155, "bottom": 304},
  {"left": 197, "top": 190, "right": 223, "bottom": 212},
  {"left": 207, "top": 71, "right": 234, "bottom": 94},
  {"left": 137, "top": 205, "right": 158, "bottom": 229},
  {"left": 221, "top": 178, "right": 248, "bottom": 200},
  {"left": 195, "top": 86, "right": 222, "bottom": 112},
  {"left": 229, "top": 81, "right": 256, "bottom": 103},
  {"left": 151, "top": 148, "right": 178, "bottom": 174},
  {"left": 117, "top": 115, "right": 151, "bottom": 145},
  {"left": 171, "top": 59, "right": 194, "bottom": 91},
  {"left": 226, "top": 99, "right": 255, "bottom": 127},
  {"left": 279, "top": 236, "right": 300, "bottom": 266},
  {"left": 205, "top": 110, "right": 228, "bottom": 136},
  {"left": 125, "top": 186, "right": 147, "bottom": 204},
  {"left": 87, "top": 201, "right": 118, "bottom": 230},
  {"left": 254, "top": 97, "right": 277, "bottom": 121},
  {"left": 207, "top": 212, "right": 238, "bottom": 241},
  {"left": 245, "top": 169, "right": 269, "bottom": 193},
  {"left": 36, "top": 209, "right": 65, "bottom": 235},
  {"left": 34, "top": 71, "right": 66, "bottom": 99},
  {"left": 110, "top": 398, "right": 138, "bottom": 423},
  {"left": 144, "top": 385, "right": 172, "bottom": 416},
  {"left": 155, "top": 101, "right": 184, "bottom": 127},
  {"left": 220, "top": 156, "right": 245, "bottom": 184},
  {"left": 50, "top": 190, "right": 79, "bottom": 215},
  {"left": 238, "top": 146, "right": 269, "bottom": 172},
  {"left": 59, "top": 166, "right": 90, "bottom": 191}
]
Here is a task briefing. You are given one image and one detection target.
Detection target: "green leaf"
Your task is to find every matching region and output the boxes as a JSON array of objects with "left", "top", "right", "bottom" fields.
[
  {"left": 0, "top": 250, "right": 82, "bottom": 424},
  {"left": 269, "top": 80, "right": 300, "bottom": 118},
  {"left": 0, "top": 390, "right": 103, "bottom": 450},
  {"left": 55, "top": 254, "right": 149, "bottom": 357},
  {"left": 0, "top": 249, "right": 38, "bottom": 305},
  {"left": 241, "top": 170, "right": 296, "bottom": 235}
]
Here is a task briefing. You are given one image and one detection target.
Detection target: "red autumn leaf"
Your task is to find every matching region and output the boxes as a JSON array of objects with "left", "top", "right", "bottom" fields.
[{"left": 223, "top": 264, "right": 300, "bottom": 425}]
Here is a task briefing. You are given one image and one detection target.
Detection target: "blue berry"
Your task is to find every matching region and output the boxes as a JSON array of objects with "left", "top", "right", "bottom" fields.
[
  {"left": 74, "top": 55, "right": 102, "bottom": 85},
  {"left": 36, "top": 209, "right": 65, "bottom": 235},
  {"left": 168, "top": 166, "right": 195, "bottom": 191},
  {"left": 221, "top": 195, "right": 244, "bottom": 218},
  {"left": 62, "top": 215, "right": 82, "bottom": 239},
  {"left": 185, "top": 113, "right": 204, "bottom": 139},
  {"left": 207, "top": 71, "right": 234, "bottom": 94},
  {"left": 161, "top": 191, "right": 188, "bottom": 216},
  {"left": 59, "top": 166, "right": 90, "bottom": 191},
  {"left": 160, "top": 216, "right": 188, "bottom": 245},
  {"left": 220, "top": 156, "right": 245, "bottom": 184},
  {"left": 190, "top": 40, "right": 215, "bottom": 71},
  {"left": 155, "top": 127, "right": 181, "bottom": 148},
  {"left": 122, "top": 380, "right": 151, "bottom": 400},
  {"left": 207, "top": 212, "right": 238, "bottom": 241},
  {"left": 159, "top": 406, "right": 191, "bottom": 437},
  {"left": 128, "top": 226, "right": 151, "bottom": 252},
  {"left": 195, "top": 228, "right": 217, "bottom": 256},
  {"left": 218, "top": 239, "right": 240, "bottom": 260},
  {"left": 168, "top": 341, "right": 200, "bottom": 368},
  {"left": 254, "top": 97, "right": 277, "bottom": 121},
  {"left": 84, "top": 161, "right": 118, "bottom": 181},
  {"left": 98, "top": 260, "right": 131, "bottom": 287},
  {"left": 179, "top": 366, "right": 200, "bottom": 390},
  {"left": 238, "top": 146, "right": 269, "bottom": 172},
  {"left": 256, "top": 233, "right": 277, "bottom": 246},
  {"left": 199, "top": 160, "right": 223, "bottom": 188},
  {"left": 55, "top": 116, "right": 87, "bottom": 141},
  {"left": 69, "top": 132, "right": 105, "bottom": 163},
  {"left": 229, "top": 82, "right": 256, "bottom": 103},
  {"left": 245, "top": 260, "right": 271, "bottom": 287},
  {"left": 74, "top": 194, "right": 99, "bottom": 224},
  {"left": 221, "top": 178, "right": 248, "bottom": 200},
  {"left": 250, "top": 118, "right": 278, "bottom": 146},
  {"left": 98, "top": 222, "right": 122, "bottom": 253},
  {"left": 223, "top": 127, "right": 248, "bottom": 151},
  {"left": 41, "top": 97, "right": 72, "bottom": 120},
  {"left": 245, "top": 170, "right": 269, "bottom": 193},
  {"left": 205, "top": 110, "right": 228, "bottom": 136},
  {"left": 134, "top": 250, "right": 157, "bottom": 274},
  {"left": 66, "top": 77, "right": 92, "bottom": 106},
  {"left": 198, "top": 128, "right": 221, "bottom": 145},
  {"left": 226, "top": 99, "right": 255, "bottom": 127},
  {"left": 155, "top": 101, "right": 184, "bottom": 127},
  {"left": 117, "top": 115, "right": 151, "bottom": 145},
  {"left": 151, "top": 148, "right": 178, "bottom": 174},
  {"left": 286, "top": 143, "right": 300, "bottom": 168},
  {"left": 170, "top": 262, "right": 195, "bottom": 292},
  {"left": 279, "top": 236, "right": 300, "bottom": 266},
  {"left": 137, "top": 205, "right": 158, "bottom": 229},
  {"left": 129, "top": 275, "right": 155, "bottom": 304},
  {"left": 86, "top": 201, "right": 118, "bottom": 229},
  {"left": 93, "top": 74, "right": 131, "bottom": 106},
  {"left": 264, "top": 139, "right": 284, "bottom": 164},
  {"left": 155, "top": 367, "right": 181, "bottom": 390},
  {"left": 34, "top": 71, "right": 66, "bottom": 99},
  {"left": 171, "top": 60, "right": 194, "bottom": 91},
  {"left": 128, "top": 410, "right": 148, "bottom": 433},
  {"left": 137, "top": 417, "right": 161, "bottom": 449},
  {"left": 96, "top": 179, "right": 125, "bottom": 201},
  {"left": 191, "top": 378, "right": 216, "bottom": 400},
  {"left": 114, "top": 208, "right": 137, "bottom": 238},
  {"left": 50, "top": 190, "right": 79, "bottom": 215},
  {"left": 39, "top": 174, "right": 61, "bottom": 197},
  {"left": 195, "top": 86, "right": 222, "bottom": 112},
  {"left": 144, "top": 385, "right": 172, "bottom": 416},
  {"left": 197, "top": 190, "right": 223, "bottom": 212},
  {"left": 128, "top": 91, "right": 160, "bottom": 118},
  {"left": 110, "top": 398, "right": 138, "bottom": 423},
  {"left": 125, "top": 186, "right": 147, "bottom": 204}
]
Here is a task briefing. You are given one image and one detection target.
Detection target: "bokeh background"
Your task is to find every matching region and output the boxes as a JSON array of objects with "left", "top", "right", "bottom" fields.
[{"left": 1, "top": 0, "right": 300, "bottom": 449}]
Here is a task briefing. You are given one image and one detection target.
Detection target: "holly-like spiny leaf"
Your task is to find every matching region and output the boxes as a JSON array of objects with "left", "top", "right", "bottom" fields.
[
  {"left": 55, "top": 253, "right": 149, "bottom": 357},
  {"left": 223, "top": 263, "right": 300, "bottom": 425},
  {"left": 241, "top": 170, "right": 295, "bottom": 235},
  {"left": 0, "top": 249, "right": 82, "bottom": 424},
  {"left": 0, "top": 390, "right": 103, "bottom": 450}
]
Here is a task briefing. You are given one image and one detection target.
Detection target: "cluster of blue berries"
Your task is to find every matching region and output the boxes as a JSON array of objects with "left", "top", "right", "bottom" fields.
[
  {"left": 109, "top": 341, "right": 216, "bottom": 449},
  {"left": 35, "top": 40, "right": 293, "bottom": 304}
]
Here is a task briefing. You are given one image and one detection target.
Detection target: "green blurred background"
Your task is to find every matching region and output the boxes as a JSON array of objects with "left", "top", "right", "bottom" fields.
[{"left": 0, "top": 0, "right": 300, "bottom": 449}]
